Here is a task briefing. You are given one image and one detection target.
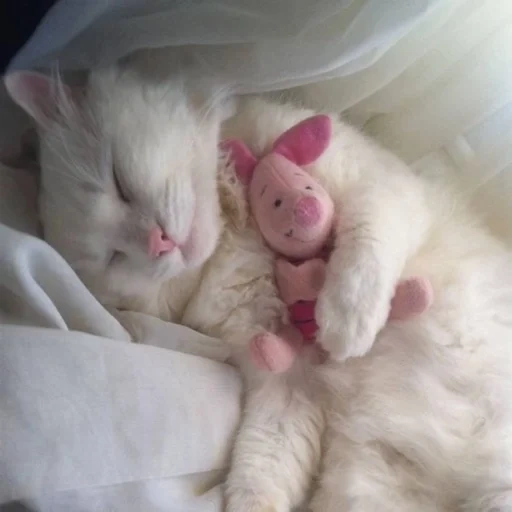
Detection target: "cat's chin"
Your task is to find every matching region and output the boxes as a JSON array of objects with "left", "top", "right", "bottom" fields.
[
  {"left": 179, "top": 224, "right": 219, "bottom": 269},
  {"left": 180, "top": 239, "right": 198, "bottom": 267},
  {"left": 154, "top": 240, "right": 208, "bottom": 279}
]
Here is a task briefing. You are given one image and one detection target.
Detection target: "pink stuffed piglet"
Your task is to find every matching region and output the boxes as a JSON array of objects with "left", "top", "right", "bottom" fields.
[{"left": 222, "top": 116, "right": 434, "bottom": 373}]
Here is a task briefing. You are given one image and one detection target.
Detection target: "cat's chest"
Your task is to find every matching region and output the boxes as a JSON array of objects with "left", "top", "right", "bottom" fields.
[
  {"left": 182, "top": 230, "right": 285, "bottom": 338},
  {"left": 159, "top": 269, "right": 204, "bottom": 322}
]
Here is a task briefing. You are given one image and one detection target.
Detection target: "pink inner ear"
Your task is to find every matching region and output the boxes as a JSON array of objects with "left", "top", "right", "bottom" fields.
[
  {"left": 4, "top": 71, "right": 74, "bottom": 127},
  {"left": 272, "top": 115, "right": 332, "bottom": 166},
  {"left": 220, "top": 139, "right": 258, "bottom": 185}
]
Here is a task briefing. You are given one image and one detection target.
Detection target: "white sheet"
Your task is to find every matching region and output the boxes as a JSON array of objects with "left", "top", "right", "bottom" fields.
[{"left": 0, "top": 326, "right": 240, "bottom": 511}]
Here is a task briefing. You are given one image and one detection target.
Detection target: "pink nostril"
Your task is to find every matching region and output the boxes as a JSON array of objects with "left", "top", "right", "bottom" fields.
[
  {"left": 148, "top": 226, "right": 176, "bottom": 258},
  {"left": 294, "top": 196, "right": 321, "bottom": 227}
]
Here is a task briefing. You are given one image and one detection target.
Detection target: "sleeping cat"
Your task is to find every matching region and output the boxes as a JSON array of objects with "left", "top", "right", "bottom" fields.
[
  {"left": 4, "top": 63, "right": 232, "bottom": 321},
  {"left": 183, "top": 97, "right": 512, "bottom": 511}
]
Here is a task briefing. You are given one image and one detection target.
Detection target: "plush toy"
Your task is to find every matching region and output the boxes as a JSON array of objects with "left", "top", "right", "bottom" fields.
[{"left": 221, "top": 115, "right": 433, "bottom": 373}]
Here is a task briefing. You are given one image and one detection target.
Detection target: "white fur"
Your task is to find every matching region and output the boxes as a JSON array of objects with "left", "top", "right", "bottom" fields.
[
  {"left": 183, "top": 97, "right": 512, "bottom": 511},
  {"left": 5, "top": 65, "right": 231, "bottom": 320}
]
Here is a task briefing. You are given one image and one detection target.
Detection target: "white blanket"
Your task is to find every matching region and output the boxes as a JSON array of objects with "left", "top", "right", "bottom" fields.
[{"left": 0, "top": 159, "right": 241, "bottom": 511}]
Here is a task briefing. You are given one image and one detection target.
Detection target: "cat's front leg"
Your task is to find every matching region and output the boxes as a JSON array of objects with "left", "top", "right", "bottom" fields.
[
  {"left": 225, "top": 375, "right": 323, "bottom": 512},
  {"left": 316, "top": 178, "right": 431, "bottom": 361}
]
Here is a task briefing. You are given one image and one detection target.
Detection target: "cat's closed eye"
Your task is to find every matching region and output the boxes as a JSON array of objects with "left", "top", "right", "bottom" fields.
[
  {"left": 108, "top": 250, "right": 125, "bottom": 266},
  {"left": 113, "top": 164, "right": 130, "bottom": 204}
]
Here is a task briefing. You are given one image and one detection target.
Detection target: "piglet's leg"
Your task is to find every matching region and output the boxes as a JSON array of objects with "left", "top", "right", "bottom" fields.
[
  {"left": 389, "top": 277, "right": 434, "bottom": 321},
  {"left": 249, "top": 325, "right": 303, "bottom": 374}
]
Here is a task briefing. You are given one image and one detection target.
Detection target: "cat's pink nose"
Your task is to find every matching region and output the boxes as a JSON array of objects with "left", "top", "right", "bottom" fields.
[
  {"left": 148, "top": 226, "right": 176, "bottom": 258},
  {"left": 294, "top": 196, "right": 321, "bottom": 227}
]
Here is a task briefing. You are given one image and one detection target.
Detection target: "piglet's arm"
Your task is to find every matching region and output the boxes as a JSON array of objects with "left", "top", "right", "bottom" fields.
[
  {"left": 275, "top": 258, "right": 326, "bottom": 304},
  {"left": 316, "top": 174, "right": 432, "bottom": 362}
]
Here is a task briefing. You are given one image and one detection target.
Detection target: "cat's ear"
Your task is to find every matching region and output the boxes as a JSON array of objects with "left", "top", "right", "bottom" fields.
[
  {"left": 4, "top": 71, "right": 75, "bottom": 128},
  {"left": 272, "top": 115, "right": 332, "bottom": 166},
  {"left": 220, "top": 139, "right": 257, "bottom": 186},
  {"left": 189, "top": 82, "right": 237, "bottom": 123}
]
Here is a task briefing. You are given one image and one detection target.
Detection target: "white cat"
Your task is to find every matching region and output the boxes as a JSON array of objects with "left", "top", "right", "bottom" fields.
[
  {"left": 184, "top": 97, "right": 512, "bottom": 512},
  {"left": 4, "top": 63, "right": 232, "bottom": 321}
]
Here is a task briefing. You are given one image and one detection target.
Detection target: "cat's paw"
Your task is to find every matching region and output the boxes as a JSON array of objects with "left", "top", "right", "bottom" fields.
[
  {"left": 316, "top": 296, "right": 383, "bottom": 362},
  {"left": 225, "top": 488, "right": 285, "bottom": 512},
  {"left": 225, "top": 475, "right": 289, "bottom": 512},
  {"left": 316, "top": 259, "right": 390, "bottom": 362}
]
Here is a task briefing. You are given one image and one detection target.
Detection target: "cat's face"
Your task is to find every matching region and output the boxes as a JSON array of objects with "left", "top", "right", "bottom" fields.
[{"left": 5, "top": 69, "right": 228, "bottom": 303}]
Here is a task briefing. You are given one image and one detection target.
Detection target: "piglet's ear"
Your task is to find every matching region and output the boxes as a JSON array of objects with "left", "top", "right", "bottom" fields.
[
  {"left": 220, "top": 139, "right": 258, "bottom": 186},
  {"left": 4, "top": 71, "right": 74, "bottom": 128},
  {"left": 272, "top": 115, "right": 332, "bottom": 166}
]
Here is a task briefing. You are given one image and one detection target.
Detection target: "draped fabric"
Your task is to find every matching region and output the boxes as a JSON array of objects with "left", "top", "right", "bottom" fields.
[{"left": 9, "top": 0, "right": 444, "bottom": 92}]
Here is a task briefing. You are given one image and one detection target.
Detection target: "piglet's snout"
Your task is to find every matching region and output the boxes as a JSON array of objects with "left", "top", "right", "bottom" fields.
[{"left": 294, "top": 196, "right": 321, "bottom": 227}]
